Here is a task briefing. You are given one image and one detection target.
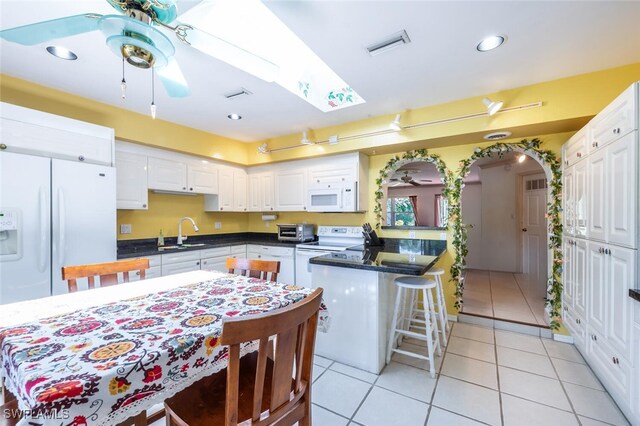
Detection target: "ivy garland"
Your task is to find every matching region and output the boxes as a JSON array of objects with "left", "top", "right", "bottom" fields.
[
  {"left": 374, "top": 149, "right": 452, "bottom": 229},
  {"left": 451, "top": 138, "right": 563, "bottom": 329}
]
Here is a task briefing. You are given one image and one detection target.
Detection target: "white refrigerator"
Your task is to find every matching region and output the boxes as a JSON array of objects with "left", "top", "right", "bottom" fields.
[{"left": 0, "top": 151, "right": 116, "bottom": 303}]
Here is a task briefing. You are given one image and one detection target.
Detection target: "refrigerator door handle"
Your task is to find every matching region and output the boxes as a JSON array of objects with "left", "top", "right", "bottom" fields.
[
  {"left": 38, "top": 186, "right": 48, "bottom": 272},
  {"left": 58, "top": 188, "right": 66, "bottom": 266}
]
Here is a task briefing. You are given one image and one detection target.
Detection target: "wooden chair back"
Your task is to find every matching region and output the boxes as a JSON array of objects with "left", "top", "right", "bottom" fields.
[
  {"left": 163, "top": 288, "right": 323, "bottom": 426},
  {"left": 61, "top": 258, "right": 150, "bottom": 293},
  {"left": 226, "top": 258, "right": 280, "bottom": 282}
]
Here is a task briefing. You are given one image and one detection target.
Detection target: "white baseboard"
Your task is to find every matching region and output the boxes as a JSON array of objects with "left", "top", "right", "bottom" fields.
[
  {"left": 447, "top": 314, "right": 458, "bottom": 322},
  {"left": 553, "top": 333, "right": 574, "bottom": 344}
]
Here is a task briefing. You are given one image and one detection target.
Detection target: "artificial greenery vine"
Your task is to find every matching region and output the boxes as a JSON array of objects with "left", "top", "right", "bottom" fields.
[
  {"left": 374, "top": 149, "right": 451, "bottom": 229},
  {"left": 450, "top": 138, "right": 563, "bottom": 330}
]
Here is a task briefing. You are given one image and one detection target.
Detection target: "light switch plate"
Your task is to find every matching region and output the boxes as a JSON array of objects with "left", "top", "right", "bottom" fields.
[
  {"left": 214, "top": 222, "right": 222, "bottom": 230},
  {"left": 120, "top": 224, "right": 132, "bottom": 234},
  {"left": 408, "top": 230, "right": 416, "bottom": 239}
]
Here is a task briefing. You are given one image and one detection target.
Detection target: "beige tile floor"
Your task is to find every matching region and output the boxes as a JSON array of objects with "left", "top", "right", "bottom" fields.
[
  {"left": 307, "top": 322, "right": 629, "bottom": 425},
  {"left": 462, "top": 269, "right": 548, "bottom": 326},
  {"left": 151, "top": 322, "right": 629, "bottom": 425}
]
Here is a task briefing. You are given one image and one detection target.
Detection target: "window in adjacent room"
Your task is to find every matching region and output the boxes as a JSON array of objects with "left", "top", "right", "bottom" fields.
[
  {"left": 435, "top": 194, "right": 449, "bottom": 227},
  {"left": 386, "top": 197, "right": 416, "bottom": 226}
]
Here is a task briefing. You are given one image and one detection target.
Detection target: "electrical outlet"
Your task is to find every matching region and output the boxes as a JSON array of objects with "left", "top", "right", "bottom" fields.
[
  {"left": 408, "top": 230, "right": 416, "bottom": 239},
  {"left": 214, "top": 222, "right": 222, "bottom": 230},
  {"left": 265, "top": 221, "right": 271, "bottom": 228},
  {"left": 120, "top": 224, "right": 132, "bottom": 234},
  {"left": 440, "top": 232, "right": 447, "bottom": 240}
]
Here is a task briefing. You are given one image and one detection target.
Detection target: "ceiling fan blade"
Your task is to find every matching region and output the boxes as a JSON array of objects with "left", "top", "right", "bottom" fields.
[
  {"left": 157, "top": 57, "right": 190, "bottom": 98},
  {"left": 0, "top": 14, "right": 102, "bottom": 46},
  {"left": 409, "top": 180, "right": 421, "bottom": 186},
  {"left": 176, "top": 25, "right": 279, "bottom": 82}
]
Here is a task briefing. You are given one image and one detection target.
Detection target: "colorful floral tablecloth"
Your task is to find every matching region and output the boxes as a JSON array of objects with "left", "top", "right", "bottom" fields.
[{"left": 0, "top": 273, "right": 329, "bottom": 426}]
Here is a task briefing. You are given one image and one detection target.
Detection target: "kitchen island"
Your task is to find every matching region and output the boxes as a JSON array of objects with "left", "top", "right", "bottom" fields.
[{"left": 309, "top": 238, "right": 446, "bottom": 373}]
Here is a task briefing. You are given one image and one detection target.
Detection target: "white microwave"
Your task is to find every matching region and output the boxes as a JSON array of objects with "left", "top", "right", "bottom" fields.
[{"left": 307, "top": 182, "right": 358, "bottom": 212}]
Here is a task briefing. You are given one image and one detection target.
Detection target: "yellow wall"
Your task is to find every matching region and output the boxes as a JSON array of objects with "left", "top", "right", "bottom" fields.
[
  {"left": 117, "top": 192, "right": 248, "bottom": 240},
  {"left": 0, "top": 75, "right": 249, "bottom": 165}
]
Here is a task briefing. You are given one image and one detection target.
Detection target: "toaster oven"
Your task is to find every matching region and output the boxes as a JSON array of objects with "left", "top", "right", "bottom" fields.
[{"left": 277, "top": 224, "right": 315, "bottom": 242}]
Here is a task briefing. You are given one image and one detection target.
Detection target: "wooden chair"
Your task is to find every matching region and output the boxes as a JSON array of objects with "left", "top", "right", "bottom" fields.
[
  {"left": 61, "top": 258, "right": 150, "bottom": 293},
  {"left": 226, "top": 258, "right": 280, "bottom": 282},
  {"left": 164, "top": 288, "right": 324, "bottom": 426}
]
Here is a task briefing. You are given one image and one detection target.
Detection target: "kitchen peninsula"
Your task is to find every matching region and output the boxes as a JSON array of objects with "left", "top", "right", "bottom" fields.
[{"left": 310, "top": 238, "right": 446, "bottom": 373}]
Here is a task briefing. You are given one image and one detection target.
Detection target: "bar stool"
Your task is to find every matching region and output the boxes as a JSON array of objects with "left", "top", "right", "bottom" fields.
[
  {"left": 425, "top": 267, "right": 449, "bottom": 346},
  {"left": 386, "top": 276, "right": 441, "bottom": 378}
]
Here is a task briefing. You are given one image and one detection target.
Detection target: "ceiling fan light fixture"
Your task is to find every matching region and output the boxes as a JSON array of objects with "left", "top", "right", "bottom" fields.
[
  {"left": 476, "top": 35, "right": 505, "bottom": 52},
  {"left": 390, "top": 114, "right": 403, "bottom": 131},
  {"left": 46, "top": 45, "right": 77, "bottom": 60},
  {"left": 257, "top": 143, "right": 269, "bottom": 154},
  {"left": 227, "top": 113, "right": 242, "bottom": 120},
  {"left": 518, "top": 154, "right": 527, "bottom": 163},
  {"left": 121, "top": 43, "right": 155, "bottom": 68},
  {"left": 482, "top": 97, "right": 504, "bottom": 116}
]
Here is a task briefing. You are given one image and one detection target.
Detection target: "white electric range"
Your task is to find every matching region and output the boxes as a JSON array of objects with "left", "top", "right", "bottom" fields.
[{"left": 295, "top": 226, "right": 363, "bottom": 287}]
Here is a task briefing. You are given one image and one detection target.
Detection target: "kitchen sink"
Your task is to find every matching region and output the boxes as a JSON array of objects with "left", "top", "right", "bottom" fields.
[{"left": 180, "top": 243, "right": 207, "bottom": 248}]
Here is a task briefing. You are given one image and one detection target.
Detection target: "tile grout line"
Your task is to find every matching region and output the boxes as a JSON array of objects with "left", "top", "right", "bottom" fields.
[
  {"left": 540, "top": 339, "right": 582, "bottom": 424},
  {"left": 423, "top": 321, "right": 453, "bottom": 426},
  {"left": 493, "top": 323, "right": 505, "bottom": 426},
  {"left": 512, "top": 272, "right": 546, "bottom": 326}
]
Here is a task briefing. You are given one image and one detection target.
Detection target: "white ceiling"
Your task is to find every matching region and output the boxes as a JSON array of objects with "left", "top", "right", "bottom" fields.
[{"left": 2, "top": 1, "right": 640, "bottom": 143}]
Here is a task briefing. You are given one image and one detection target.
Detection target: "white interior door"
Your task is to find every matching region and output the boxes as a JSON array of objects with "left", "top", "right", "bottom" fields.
[{"left": 522, "top": 174, "right": 548, "bottom": 298}]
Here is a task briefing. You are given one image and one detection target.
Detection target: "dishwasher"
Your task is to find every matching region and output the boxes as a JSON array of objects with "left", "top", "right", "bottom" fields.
[{"left": 246, "top": 245, "right": 295, "bottom": 284}]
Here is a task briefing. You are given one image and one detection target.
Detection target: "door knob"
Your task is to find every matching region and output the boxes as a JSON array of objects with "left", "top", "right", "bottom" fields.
[{"left": 522, "top": 228, "right": 527, "bottom": 232}]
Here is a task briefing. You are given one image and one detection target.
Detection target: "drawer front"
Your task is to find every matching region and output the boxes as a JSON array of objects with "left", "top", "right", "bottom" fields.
[
  {"left": 199, "top": 246, "right": 231, "bottom": 259},
  {"left": 230, "top": 244, "right": 246, "bottom": 255},
  {"left": 247, "top": 245, "right": 294, "bottom": 257},
  {"left": 591, "top": 84, "right": 637, "bottom": 150},
  {"left": 161, "top": 250, "right": 201, "bottom": 265},
  {"left": 587, "top": 329, "right": 631, "bottom": 407},
  {"left": 161, "top": 260, "right": 201, "bottom": 276}
]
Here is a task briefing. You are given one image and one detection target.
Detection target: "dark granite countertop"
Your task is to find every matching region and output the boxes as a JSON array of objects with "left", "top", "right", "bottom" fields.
[
  {"left": 309, "top": 238, "right": 447, "bottom": 275},
  {"left": 117, "top": 233, "right": 305, "bottom": 259},
  {"left": 630, "top": 289, "right": 640, "bottom": 302}
]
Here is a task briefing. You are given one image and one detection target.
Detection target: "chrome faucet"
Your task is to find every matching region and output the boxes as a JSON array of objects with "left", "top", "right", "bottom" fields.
[{"left": 177, "top": 217, "right": 199, "bottom": 245}]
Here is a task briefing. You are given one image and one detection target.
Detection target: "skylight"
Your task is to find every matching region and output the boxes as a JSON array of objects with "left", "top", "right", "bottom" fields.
[{"left": 179, "top": 0, "right": 365, "bottom": 112}]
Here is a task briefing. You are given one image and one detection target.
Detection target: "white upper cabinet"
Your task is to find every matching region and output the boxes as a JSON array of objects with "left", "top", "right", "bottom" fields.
[
  {"left": 590, "top": 83, "right": 638, "bottom": 151},
  {"left": 115, "top": 151, "right": 148, "bottom": 210},
  {"left": 587, "top": 148, "right": 606, "bottom": 241},
  {"left": 187, "top": 162, "right": 218, "bottom": 195},
  {"left": 275, "top": 168, "right": 307, "bottom": 211},
  {"left": 574, "top": 160, "right": 587, "bottom": 238},
  {"left": 564, "top": 126, "right": 588, "bottom": 167},
  {"left": 234, "top": 170, "right": 248, "bottom": 211},
  {"left": 147, "top": 157, "right": 188, "bottom": 192},
  {"left": 0, "top": 102, "right": 113, "bottom": 165},
  {"left": 148, "top": 156, "right": 219, "bottom": 195},
  {"left": 248, "top": 172, "right": 275, "bottom": 212},
  {"left": 607, "top": 132, "right": 637, "bottom": 248},
  {"left": 204, "top": 167, "right": 248, "bottom": 212}
]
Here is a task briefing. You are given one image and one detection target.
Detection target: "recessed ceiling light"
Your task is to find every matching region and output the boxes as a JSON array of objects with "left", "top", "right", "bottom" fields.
[
  {"left": 46, "top": 45, "right": 77, "bottom": 60},
  {"left": 227, "top": 113, "right": 242, "bottom": 120},
  {"left": 476, "top": 35, "right": 505, "bottom": 52}
]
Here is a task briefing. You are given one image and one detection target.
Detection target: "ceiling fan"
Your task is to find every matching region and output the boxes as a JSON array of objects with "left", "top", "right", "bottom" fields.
[
  {"left": 0, "top": 0, "right": 279, "bottom": 98},
  {"left": 389, "top": 170, "right": 432, "bottom": 187}
]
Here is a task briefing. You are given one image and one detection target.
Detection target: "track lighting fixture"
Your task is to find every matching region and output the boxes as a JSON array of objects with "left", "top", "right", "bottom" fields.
[
  {"left": 389, "top": 114, "right": 402, "bottom": 131},
  {"left": 300, "top": 131, "right": 313, "bottom": 145},
  {"left": 482, "top": 97, "right": 503, "bottom": 116}
]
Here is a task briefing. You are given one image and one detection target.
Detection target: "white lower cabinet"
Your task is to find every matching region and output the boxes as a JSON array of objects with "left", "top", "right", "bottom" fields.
[
  {"left": 161, "top": 251, "right": 201, "bottom": 276},
  {"left": 587, "top": 328, "right": 632, "bottom": 408},
  {"left": 246, "top": 245, "right": 294, "bottom": 284}
]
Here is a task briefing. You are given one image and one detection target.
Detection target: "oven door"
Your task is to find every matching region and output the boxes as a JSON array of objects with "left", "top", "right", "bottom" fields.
[
  {"left": 307, "top": 187, "right": 343, "bottom": 212},
  {"left": 295, "top": 248, "right": 334, "bottom": 287}
]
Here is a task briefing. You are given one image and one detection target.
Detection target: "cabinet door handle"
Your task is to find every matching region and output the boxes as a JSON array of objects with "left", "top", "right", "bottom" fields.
[
  {"left": 190, "top": 187, "right": 193, "bottom": 191},
  {"left": 182, "top": 187, "right": 186, "bottom": 190},
  {"left": 196, "top": 261, "right": 200, "bottom": 265},
  {"left": 142, "top": 204, "right": 147, "bottom": 208}
]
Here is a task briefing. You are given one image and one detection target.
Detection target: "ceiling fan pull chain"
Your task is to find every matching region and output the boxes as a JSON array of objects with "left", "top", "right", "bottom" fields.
[{"left": 121, "top": 58, "right": 127, "bottom": 100}]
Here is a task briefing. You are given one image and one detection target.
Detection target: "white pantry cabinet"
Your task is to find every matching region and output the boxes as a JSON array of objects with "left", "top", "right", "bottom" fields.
[
  {"left": 115, "top": 151, "right": 148, "bottom": 210},
  {"left": 561, "top": 81, "right": 639, "bottom": 426}
]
